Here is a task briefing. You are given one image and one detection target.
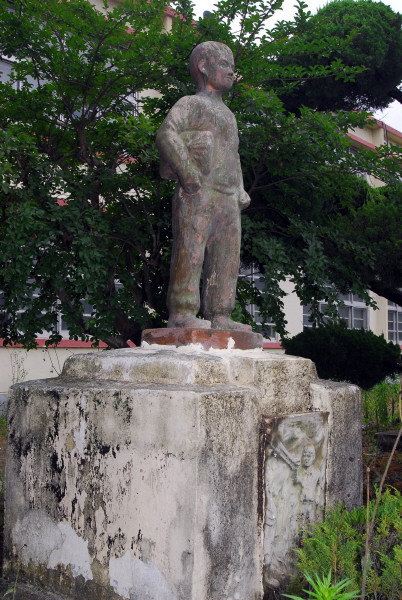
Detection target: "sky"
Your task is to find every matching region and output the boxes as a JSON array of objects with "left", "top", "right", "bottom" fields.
[{"left": 193, "top": 0, "right": 402, "bottom": 131}]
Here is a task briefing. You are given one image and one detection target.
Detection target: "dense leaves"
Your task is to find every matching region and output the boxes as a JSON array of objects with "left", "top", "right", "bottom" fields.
[
  {"left": 289, "top": 490, "right": 402, "bottom": 600},
  {"left": 283, "top": 323, "right": 401, "bottom": 389},
  {"left": 278, "top": 0, "right": 402, "bottom": 112},
  {"left": 1, "top": 0, "right": 402, "bottom": 348},
  {"left": 0, "top": 0, "right": 172, "bottom": 347}
]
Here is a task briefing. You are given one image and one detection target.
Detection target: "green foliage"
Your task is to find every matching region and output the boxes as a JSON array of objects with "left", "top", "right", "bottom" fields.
[
  {"left": 0, "top": 0, "right": 172, "bottom": 347},
  {"left": 283, "top": 323, "right": 401, "bottom": 389},
  {"left": 362, "top": 379, "right": 401, "bottom": 428},
  {"left": 278, "top": 0, "right": 402, "bottom": 112},
  {"left": 1, "top": 0, "right": 402, "bottom": 348},
  {"left": 339, "top": 185, "right": 402, "bottom": 303},
  {"left": 283, "top": 570, "right": 360, "bottom": 600},
  {"left": 289, "top": 490, "right": 402, "bottom": 600}
]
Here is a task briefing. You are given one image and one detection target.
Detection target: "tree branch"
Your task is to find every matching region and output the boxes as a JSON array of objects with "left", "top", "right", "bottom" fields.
[
  {"left": 388, "top": 87, "right": 402, "bottom": 104},
  {"left": 368, "top": 281, "right": 402, "bottom": 306}
]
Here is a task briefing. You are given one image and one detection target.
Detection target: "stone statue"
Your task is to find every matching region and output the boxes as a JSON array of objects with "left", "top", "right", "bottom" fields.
[{"left": 156, "top": 41, "right": 251, "bottom": 330}]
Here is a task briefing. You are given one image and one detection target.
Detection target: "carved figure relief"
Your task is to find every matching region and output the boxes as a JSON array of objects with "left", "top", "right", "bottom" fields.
[{"left": 261, "top": 412, "right": 329, "bottom": 591}]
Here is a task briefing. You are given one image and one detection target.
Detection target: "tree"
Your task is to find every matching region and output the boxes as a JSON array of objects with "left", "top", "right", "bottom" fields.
[
  {"left": 276, "top": 0, "right": 402, "bottom": 113},
  {"left": 0, "top": 0, "right": 173, "bottom": 347},
  {"left": 1, "top": 0, "right": 402, "bottom": 348}
]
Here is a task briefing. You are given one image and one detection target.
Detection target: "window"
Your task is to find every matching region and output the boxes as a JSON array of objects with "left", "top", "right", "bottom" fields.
[
  {"left": 349, "top": 146, "right": 369, "bottom": 181},
  {"left": 59, "top": 301, "right": 93, "bottom": 337},
  {"left": 15, "top": 286, "right": 58, "bottom": 339},
  {"left": 0, "top": 286, "right": 94, "bottom": 340},
  {"left": 303, "top": 292, "right": 368, "bottom": 330},
  {"left": 0, "top": 55, "right": 40, "bottom": 90},
  {"left": 242, "top": 265, "right": 277, "bottom": 341},
  {"left": 338, "top": 293, "right": 368, "bottom": 329},
  {"left": 0, "top": 58, "right": 14, "bottom": 84},
  {"left": 388, "top": 302, "right": 402, "bottom": 344},
  {"left": 303, "top": 303, "right": 326, "bottom": 328},
  {"left": 125, "top": 92, "right": 139, "bottom": 116}
]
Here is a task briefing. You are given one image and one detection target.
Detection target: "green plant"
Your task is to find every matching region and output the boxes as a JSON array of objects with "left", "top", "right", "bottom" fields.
[
  {"left": 0, "top": 417, "right": 7, "bottom": 438},
  {"left": 278, "top": 0, "right": 402, "bottom": 113},
  {"left": 289, "top": 489, "right": 402, "bottom": 600},
  {"left": 282, "top": 570, "right": 360, "bottom": 600},
  {"left": 283, "top": 323, "right": 401, "bottom": 390},
  {"left": 362, "top": 379, "right": 400, "bottom": 428}
]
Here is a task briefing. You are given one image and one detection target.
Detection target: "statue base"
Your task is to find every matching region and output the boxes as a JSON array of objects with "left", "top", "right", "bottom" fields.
[
  {"left": 141, "top": 327, "right": 263, "bottom": 350},
  {"left": 4, "top": 347, "right": 362, "bottom": 600}
]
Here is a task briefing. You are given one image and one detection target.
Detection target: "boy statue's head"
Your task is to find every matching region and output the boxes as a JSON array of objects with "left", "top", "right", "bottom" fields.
[{"left": 189, "top": 41, "right": 235, "bottom": 94}]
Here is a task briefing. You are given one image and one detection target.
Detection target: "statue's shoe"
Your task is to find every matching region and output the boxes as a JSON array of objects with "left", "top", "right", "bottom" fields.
[
  {"left": 210, "top": 316, "right": 252, "bottom": 331},
  {"left": 167, "top": 314, "right": 211, "bottom": 329}
]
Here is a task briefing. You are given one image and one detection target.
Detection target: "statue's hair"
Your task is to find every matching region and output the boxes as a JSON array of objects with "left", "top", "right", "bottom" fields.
[{"left": 189, "top": 41, "right": 233, "bottom": 90}]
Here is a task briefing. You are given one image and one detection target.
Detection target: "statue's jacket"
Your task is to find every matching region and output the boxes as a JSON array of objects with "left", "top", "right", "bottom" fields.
[{"left": 157, "top": 93, "right": 244, "bottom": 198}]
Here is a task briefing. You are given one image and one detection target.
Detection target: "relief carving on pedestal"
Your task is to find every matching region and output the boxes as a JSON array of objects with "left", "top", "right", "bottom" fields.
[{"left": 261, "top": 412, "right": 329, "bottom": 592}]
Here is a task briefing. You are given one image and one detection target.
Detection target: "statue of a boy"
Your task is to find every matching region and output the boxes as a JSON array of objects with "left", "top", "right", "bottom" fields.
[{"left": 156, "top": 41, "right": 251, "bottom": 330}]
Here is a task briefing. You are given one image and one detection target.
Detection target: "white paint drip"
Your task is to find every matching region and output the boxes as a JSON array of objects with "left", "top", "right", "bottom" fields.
[
  {"left": 141, "top": 342, "right": 265, "bottom": 356},
  {"left": 73, "top": 417, "right": 86, "bottom": 456}
]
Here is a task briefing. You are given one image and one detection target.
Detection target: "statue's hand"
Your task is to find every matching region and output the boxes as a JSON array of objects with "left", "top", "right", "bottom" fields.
[
  {"left": 239, "top": 189, "right": 251, "bottom": 210},
  {"left": 179, "top": 165, "right": 201, "bottom": 194},
  {"left": 182, "top": 179, "right": 201, "bottom": 194}
]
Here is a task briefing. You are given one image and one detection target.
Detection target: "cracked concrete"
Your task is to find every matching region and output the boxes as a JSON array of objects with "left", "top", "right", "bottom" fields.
[{"left": 4, "top": 347, "right": 362, "bottom": 600}]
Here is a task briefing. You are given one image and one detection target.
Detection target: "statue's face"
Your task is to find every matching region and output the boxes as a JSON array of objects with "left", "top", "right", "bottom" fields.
[
  {"left": 199, "top": 50, "right": 235, "bottom": 93},
  {"left": 301, "top": 447, "right": 316, "bottom": 468}
]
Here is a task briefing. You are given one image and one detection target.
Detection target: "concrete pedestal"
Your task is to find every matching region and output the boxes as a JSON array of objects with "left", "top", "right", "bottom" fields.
[{"left": 4, "top": 347, "right": 362, "bottom": 600}]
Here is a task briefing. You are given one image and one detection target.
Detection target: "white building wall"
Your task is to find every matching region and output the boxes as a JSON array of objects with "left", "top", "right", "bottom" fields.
[
  {"left": 368, "top": 294, "right": 389, "bottom": 338},
  {"left": 281, "top": 279, "right": 304, "bottom": 337},
  {"left": 0, "top": 346, "right": 104, "bottom": 393}
]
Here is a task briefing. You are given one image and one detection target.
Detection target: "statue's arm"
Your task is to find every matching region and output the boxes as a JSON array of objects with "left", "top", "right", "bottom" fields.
[
  {"left": 237, "top": 153, "right": 251, "bottom": 210},
  {"left": 156, "top": 101, "right": 201, "bottom": 194}
]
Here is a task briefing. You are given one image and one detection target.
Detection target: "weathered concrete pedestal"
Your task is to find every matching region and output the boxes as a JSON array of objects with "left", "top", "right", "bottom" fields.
[{"left": 4, "top": 345, "right": 362, "bottom": 600}]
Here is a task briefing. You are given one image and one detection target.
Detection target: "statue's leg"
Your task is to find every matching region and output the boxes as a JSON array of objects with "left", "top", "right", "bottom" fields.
[
  {"left": 167, "top": 187, "right": 211, "bottom": 329},
  {"left": 202, "top": 193, "right": 251, "bottom": 331}
]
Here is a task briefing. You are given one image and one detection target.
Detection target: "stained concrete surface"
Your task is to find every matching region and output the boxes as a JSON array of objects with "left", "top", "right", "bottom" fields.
[
  {"left": 0, "top": 426, "right": 66, "bottom": 600},
  {"left": 0, "top": 579, "right": 66, "bottom": 600},
  {"left": 4, "top": 349, "right": 363, "bottom": 600}
]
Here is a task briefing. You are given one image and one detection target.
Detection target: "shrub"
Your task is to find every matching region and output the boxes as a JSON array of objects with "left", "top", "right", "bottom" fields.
[
  {"left": 287, "top": 489, "right": 402, "bottom": 600},
  {"left": 283, "top": 323, "right": 401, "bottom": 390},
  {"left": 362, "top": 379, "right": 401, "bottom": 428}
]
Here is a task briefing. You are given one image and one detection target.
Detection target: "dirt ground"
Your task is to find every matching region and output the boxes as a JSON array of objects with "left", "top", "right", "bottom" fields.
[{"left": 0, "top": 427, "right": 400, "bottom": 599}]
